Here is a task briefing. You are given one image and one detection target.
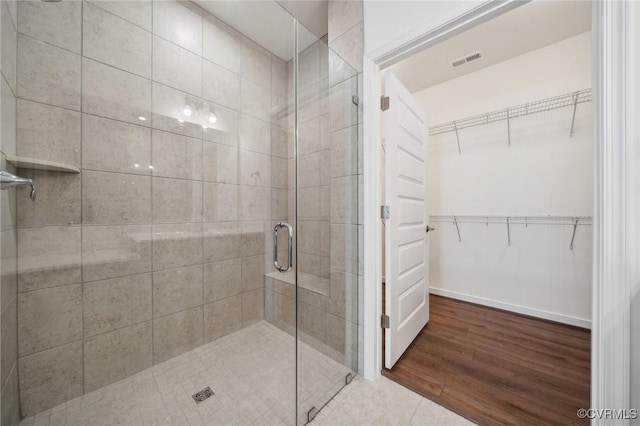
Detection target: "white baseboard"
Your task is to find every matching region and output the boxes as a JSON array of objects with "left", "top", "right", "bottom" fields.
[{"left": 429, "top": 287, "right": 591, "bottom": 329}]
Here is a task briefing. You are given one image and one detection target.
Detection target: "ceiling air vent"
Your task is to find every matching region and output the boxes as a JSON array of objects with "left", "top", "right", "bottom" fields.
[{"left": 451, "top": 51, "right": 483, "bottom": 68}]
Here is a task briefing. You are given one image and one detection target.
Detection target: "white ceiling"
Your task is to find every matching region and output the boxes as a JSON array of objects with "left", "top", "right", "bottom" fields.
[
  {"left": 391, "top": 1, "right": 592, "bottom": 93},
  {"left": 277, "top": 0, "right": 328, "bottom": 40},
  {"left": 194, "top": 0, "right": 323, "bottom": 61}
]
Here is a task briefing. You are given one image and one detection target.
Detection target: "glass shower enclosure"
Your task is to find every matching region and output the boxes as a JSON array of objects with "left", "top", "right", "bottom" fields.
[{"left": 0, "top": 0, "right": 359, "bottom": 424}]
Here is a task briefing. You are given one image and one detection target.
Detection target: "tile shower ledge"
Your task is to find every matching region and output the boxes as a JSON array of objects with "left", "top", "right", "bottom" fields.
[
  {"left": 17, "top": 230, "right": 262, "bottom": 276},
  {"left": 265, "top": 270, "right": 330, "bottom": 296},
  {"left": 18, "top": 251, "right": 139, "bottom": 275}
]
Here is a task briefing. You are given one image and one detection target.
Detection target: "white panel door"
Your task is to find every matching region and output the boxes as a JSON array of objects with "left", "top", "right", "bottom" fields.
[{"left": 384, "top": 71, "right": 430, "bottom": 369}]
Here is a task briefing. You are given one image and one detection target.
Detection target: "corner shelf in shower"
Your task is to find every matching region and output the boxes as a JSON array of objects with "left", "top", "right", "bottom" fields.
[{"left": 6, "top": 156, "right": 80, "bottom": 173}]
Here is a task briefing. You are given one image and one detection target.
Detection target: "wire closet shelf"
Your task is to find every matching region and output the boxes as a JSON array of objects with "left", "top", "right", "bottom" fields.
[
  {"left": 429, "top": 215, "right": 592, "bottom": 250},
  {"left": 428, "top": 88, "right": 592, "bottom": 136},
  {"left": 429, "top": 215, "right": 593, "bottom": 226}
]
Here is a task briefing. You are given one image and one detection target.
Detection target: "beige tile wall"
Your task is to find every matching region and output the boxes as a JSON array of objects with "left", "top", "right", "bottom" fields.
[
  {"left": 1, "top": 0, "right": 20, "bottom": 424},
  {"left": 13, "top": 0, "right": 289, "bottom": 417}
]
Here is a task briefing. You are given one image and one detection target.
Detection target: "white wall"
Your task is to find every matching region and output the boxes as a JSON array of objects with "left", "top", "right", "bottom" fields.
[
  {"left": 629, "top": 0, "right": 640, "bottom": 417},
  {"left": 364, "top": 1, "right": 482, "bottom": 55},
  {"left": 416, "top": 32, "right": 593, "bottom": 326}
]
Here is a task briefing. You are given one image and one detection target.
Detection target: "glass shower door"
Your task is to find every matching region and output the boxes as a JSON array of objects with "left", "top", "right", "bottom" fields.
[
  {"left": 295, "top": 23, "right": 360, "bottom": 425},
  {"left": 2, "top": 0, "right": 303, "bottom": 423}
]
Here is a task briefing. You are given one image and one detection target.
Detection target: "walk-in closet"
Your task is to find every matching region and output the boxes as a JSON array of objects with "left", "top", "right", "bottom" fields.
[{"left": 380, "top": 1, "right": 593, "bottom": 423}]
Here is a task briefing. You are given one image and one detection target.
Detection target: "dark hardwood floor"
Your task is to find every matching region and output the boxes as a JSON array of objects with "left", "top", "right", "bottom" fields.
[{"left": 382, "top": 294, "right": 591, "bottom": 426}]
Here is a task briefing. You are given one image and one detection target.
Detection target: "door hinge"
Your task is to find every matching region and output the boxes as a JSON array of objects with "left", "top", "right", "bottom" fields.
[
  {"left": 380, "top": 205, "right": 390, "bottom": 220},
  {"left": 352, "top": 95, "right": 359, "bottom": 106},
  {"left": 381, "top": 314, "right": 390, "bottom": 329},
  {"left": 307, "top": 406, "right": 317, "bottom": 423},
  {"left": 345, "top": 372, "right": 354, "bottom": 385},
  {"left": 381, "top": 96, "right": 390, "bottom": 111}
]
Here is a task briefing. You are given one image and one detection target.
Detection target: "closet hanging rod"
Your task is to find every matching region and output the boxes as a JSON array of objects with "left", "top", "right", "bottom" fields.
[
  {"left": 428, "top": 88, "right": 592, "bottom": 136},
  {"left": 430, "top": 215, "right": 592, "bottom": 226}
]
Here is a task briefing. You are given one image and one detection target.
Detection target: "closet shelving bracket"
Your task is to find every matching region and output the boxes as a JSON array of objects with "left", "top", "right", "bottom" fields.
[
  {"left": 428, "top": 89, "right": 592, "bottom": 150},
  {"left": 569, "top": 218, "right": 579, "bottom": 250},
  {"left": 430, "top": 215, "right": 592, "bottom": 249},
  {"left": 453, "top": 216, "right": 461, "bottom": 242},
  {"left": 569, "top": 92, "right": 579, "bottom": 137}
]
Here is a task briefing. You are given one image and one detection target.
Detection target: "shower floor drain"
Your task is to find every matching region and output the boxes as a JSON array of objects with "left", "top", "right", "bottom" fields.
[{"left": 192, "top": 387, "right": 214, "bottom": 403}]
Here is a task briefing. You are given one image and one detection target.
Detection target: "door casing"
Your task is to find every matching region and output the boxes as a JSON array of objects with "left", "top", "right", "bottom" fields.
[{"left": 361, "top": 1, "right": 640, "bottom": 422}]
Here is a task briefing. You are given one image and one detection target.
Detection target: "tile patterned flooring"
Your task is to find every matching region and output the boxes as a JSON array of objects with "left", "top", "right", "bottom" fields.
[
  {"left": 311, "top": 377, "right": 474, "bottom": 426},
  {"left": 19, "top": 321, "right": 470, "bottom": 426}
]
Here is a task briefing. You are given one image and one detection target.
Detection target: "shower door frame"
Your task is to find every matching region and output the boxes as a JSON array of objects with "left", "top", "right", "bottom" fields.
[{"left": 291, "top": 20, "right": 360, "bottom": 425}]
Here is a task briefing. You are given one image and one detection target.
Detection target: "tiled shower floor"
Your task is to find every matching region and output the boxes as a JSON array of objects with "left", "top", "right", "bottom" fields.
[
  {"left": 19, "top": 321, "right": 350, "bottom": 426},
  {"left": 19, "top": 321, "right": 470, "bottom": 426}
]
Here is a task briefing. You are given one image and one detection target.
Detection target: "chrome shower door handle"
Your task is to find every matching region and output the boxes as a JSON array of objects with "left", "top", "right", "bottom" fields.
[{"left": 273, "top": 222, "right": 293, "bottom": 273}]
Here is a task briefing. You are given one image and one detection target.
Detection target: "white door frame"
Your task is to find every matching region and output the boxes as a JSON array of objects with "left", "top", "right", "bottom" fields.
[{"left": 361, "top": 0, "right": 640, "bottom": 421}]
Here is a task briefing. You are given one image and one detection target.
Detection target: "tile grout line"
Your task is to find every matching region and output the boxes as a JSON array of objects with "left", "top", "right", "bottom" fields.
[
  {"left": 406, "top": 396, "right": 423, "bottom": 425},
  {"left": 4, "top": 0, "right": 21, "bottom": 416},
  {"left": 13, "top": 2, "right": 23, "bottom": 418},
  {"left": 150, "top": 0, "right": 155, "bottom": 368},
  {"left": 200, "top": 7, "right": 206, "bottom": 349},
  {"left": 12, "top": 86, "right": 288, "bottom": 146},
  {"left": 0, "top": 68, "right": 16, "bottom": 100},
  {"left": 84, "top": 0, "right": 149, "bottom": 34},
  {"left": 80, "top": 0, "right": 85, "bottom": 398},
  {"left": 19, "top": 12, "right": 227, "bottom": 88},
  {"left": 19, "top": 31, "right": 277, "bottom": 124}
]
